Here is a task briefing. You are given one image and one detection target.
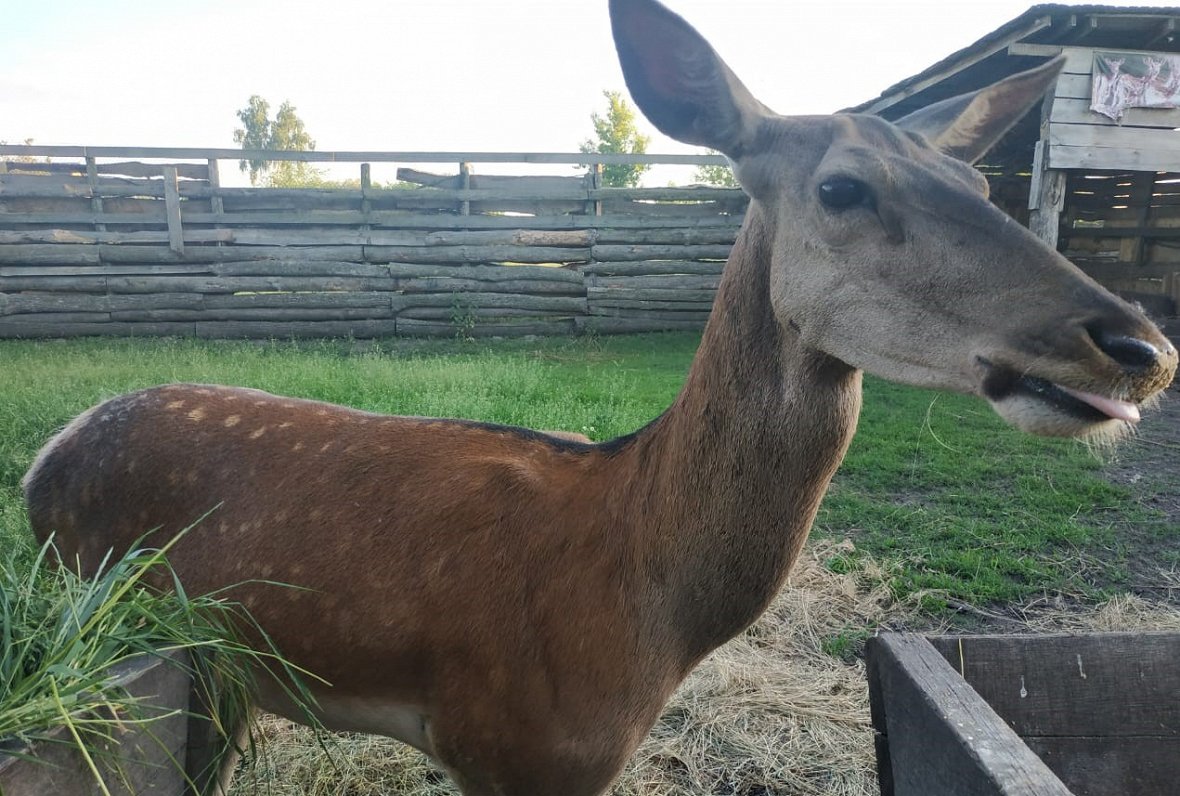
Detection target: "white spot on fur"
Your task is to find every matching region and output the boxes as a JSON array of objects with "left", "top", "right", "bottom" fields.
[
  {"left": 292, "top": 441, "right": 305, "bottom": 452},
  {"left": 250, "top": 427, "right": 267, "bottom": 439},
  {"left": 224, "top": 415, "right": 242, "bottom": 428},
  {"left": 166, "top": 400, "right": 186, "bottom": 410},
  {"left": 186, "top": 407, "right": 207, "bottom": 422}
]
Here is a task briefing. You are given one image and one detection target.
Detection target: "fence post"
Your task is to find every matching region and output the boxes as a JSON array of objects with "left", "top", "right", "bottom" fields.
[
  {"left": 459, "top": 162, "right": 472, "bottom": 217},
  {"left": 360, "top": 163, "right": 373, "bottom": 241},
  {"left": 593, "top": 163, "right": 603, "bottom": 217},
  {"left": 85, "top": 157, "right": 106, "bottom": 233},
  {"left": 162, "top": 166, "right": 184, "bottom": 255}
]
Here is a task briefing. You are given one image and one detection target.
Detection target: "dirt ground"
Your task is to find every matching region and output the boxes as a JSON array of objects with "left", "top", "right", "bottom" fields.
[{"left": 1099, "top": 322, "right": 1180, "bottom": 598}]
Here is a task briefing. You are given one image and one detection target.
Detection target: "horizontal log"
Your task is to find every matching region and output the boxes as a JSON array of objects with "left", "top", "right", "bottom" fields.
[
  {"left": 590, "top": 244, "right": 731, "bottom": 262},
  {"left": 3, "top": 311, "right": 112, "bottom": 324},
  {"left": 0, "top": 210, "right": 742, "bottom": 231},
  {"left": 396, "top": 317, "right": 576, "bottom": 338},
  {"left": 0, "top": 264, "right": 214, "bottom": 277},
  {"left": 363, "top": 245, "right": 590, "bottom": 264},
  {"left": 0, "top": 244, "right": 102, "bottom": 265},
  {"left": 0, "top": 275, "right": 397, "bottom": 294},
  {"left": 0, "top": 228, "right": 232, "bottom": 245},
  {"left": 398, "top": 278, "right": 583, "bottom": 295},
  {"left": 587, "top": 307, "right": 712, "bottom": 322},
  {"left": 398, "top": 307, "right": 576, "bottom": 320},
  {"left": 193, "top": 319, "right": 401, "bottom": 339},
  {"left": 387, "top": 263, "right": 583, "bottom": 283},
  {"left": 0, "top": 146, "right": 727, "bottom": 168},
  {"left": 210, "top": 261, "right": 389, "bottom": 278},
  {"left": 587, "top": 287, "right": 717, "bottom": 302},
  {"left": 109, "top": 307, "right": 396, "bottom": 323},
  {"left": 580, "top": 260, "right": 726, "bottom": 277},
  {"left": 0, "top": 292, "right": 205, "bottom": 315},
  {"left": 593, "top": 228, "right": 738, "bottom": 245},
  {"left": 2, "top": 160, "right": 210, "bottom": 180},
  {"left": 397, "top": 168, "right": 587, "bottom": 193},
  {"left": 222, "top": 227, "right": 596, "bottom": 248},
  {"left": 0, "top": 320, "right": 199, "bottom": 338},
  {"left": 587, "top": 274, "right": 721, "bottom": 290},
  {"left": 587, "top": 298, "right": 715, "bottom": 311},
  {"left": 391, "top": 292, "right": 586, "bottom": 313},
  {"left": 97, "top": 245, "right": 365, "bottom": 264},
  {"left": 202, "top": 292, "right": 393, "bottom": 311},
  {"left": 599, "top": 199, "right": 741, "bottom": 219}
]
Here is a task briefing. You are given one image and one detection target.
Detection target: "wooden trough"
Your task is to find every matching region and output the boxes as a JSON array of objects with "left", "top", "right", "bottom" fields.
[
  {"left": 867, "top": 632, "right": 1180, "bottom": 796},
  {"left": 0, "top": 650, "right": 222, "bottom": 796}
]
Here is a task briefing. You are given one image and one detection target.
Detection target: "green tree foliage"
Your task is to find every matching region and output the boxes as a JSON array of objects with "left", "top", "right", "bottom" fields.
[
  {"left": 232, "top": 96, "right": 320, "bottom": 187},
  {"left": 579, "top": 90, "right": 651, "bottom": 188},
  {"left": 693, "top": 150, "right": 740, "bottom": 188}
]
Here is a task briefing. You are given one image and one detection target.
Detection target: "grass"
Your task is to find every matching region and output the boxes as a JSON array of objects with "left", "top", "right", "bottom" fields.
[
  {"left": 0, "top": 332, "right": 1165, "bottom": 612},
  {"left": 0, "top": 530, "right": 319, "bottom": 794}
]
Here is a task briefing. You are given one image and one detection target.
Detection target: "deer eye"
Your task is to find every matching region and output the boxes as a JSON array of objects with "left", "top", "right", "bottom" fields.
[{"left": 818, "top": 178, "right": 869, "bottom": 210}]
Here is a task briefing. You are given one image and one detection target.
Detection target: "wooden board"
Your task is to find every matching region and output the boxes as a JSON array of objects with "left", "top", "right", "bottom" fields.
[{"left": 867, "top": 634, "right": 1074, "bottom": 796}]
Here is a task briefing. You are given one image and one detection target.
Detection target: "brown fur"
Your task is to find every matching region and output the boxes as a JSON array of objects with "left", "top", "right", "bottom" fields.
[{"left": 22, "top": 1, "right": 1177, "bottom": 794}]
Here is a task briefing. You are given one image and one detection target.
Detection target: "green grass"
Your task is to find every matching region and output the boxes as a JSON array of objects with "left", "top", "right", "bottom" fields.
[
  {"left": 0, "top": 531, "right": 319, "bottom": 792},
  {"left": 0, "top": 333, "right": 1160, "bottom": 611}
]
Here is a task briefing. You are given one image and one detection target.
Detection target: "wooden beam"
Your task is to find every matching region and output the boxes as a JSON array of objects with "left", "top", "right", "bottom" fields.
[
  {"left": 0, "top": 145, "right": 730, "bottom": 167},
  {"left": 867, "top": 634, "right": 1074, "bottom": 796},
  {"left": 860, "top": 16, "right": 1052, "bottom": 116}
]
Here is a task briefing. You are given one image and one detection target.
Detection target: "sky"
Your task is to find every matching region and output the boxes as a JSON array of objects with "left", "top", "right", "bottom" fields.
[{"left": 4, "top": 0, "right": 1180, "bottom": 185}]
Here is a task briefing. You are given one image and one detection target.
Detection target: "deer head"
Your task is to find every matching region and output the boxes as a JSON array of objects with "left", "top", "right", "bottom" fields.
[{"left": 611, "top": 0, "right": 1176, "bottom": 440}]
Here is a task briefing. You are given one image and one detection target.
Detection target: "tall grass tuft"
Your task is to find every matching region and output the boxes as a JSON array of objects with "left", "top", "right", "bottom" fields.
[{"left": 0, "top": 527, "right": 319, "bottom": 794}]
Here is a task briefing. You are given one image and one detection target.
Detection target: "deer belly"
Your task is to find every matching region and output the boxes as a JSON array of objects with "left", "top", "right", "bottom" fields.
[{"left": 260, "top": 683, "right": 437, "bottom": 757}]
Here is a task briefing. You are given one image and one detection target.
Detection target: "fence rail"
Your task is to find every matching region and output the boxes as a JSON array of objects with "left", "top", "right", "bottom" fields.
[{"left": 0, "top": 147, "right": 745, "bottom": 339}]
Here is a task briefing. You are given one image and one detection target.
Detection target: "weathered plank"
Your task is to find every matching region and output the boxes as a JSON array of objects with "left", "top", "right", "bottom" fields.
[
  {"left": 0, "top": 264, "right": 213, "bottom": 277},
  {"left": 867, "top": 634, "right": 1073, "bottom": 796},
  {"left": 1050, "top": 97, "right": 1180, "bottom": 129},
  {"left": 587, "top": 287, "right": 717, "bottom": 302},
  {"left": 581, "top": 260, "right": 726, "bottom": 277},
  {"left": 587, "top": 274, "right": 721, "bottom": 290},
  {"left": 393, "top": 292, "right": 586, "bottom": 313},
  {"left": 399, "top": 307, "right": 576, "bottom": 320},
  {"left": 0, "top": 292, "right": 205, "bottom": 315},
  {"left": 587, "top": 307, "right": 712, "bottom": 321},
  {"left": 398, "top": 278, "right": 583, "bottom": 296},
  {"left": 363, "top": 245, "right": 590, "bottom": 264},
  {"left": 387, "top": 263, "right": 583, "bottom": 283},
  {"left": 588, "top": 298, "right": 715, "bottom": 311},
  {"left": 590, "top": 244, "right": 731, "bottom": 262},
  {"left": 1024, "top": 736, "right": 1180, "bottom": 796},
  {"left": 210, "top": 261, "right": 390, "bottom": 278},
  {"left": 926, "top": 633, "right": 1180, "bottom": 738},
  {"left": 0, "top": 275, "right": 398, "bottom": 294},
  {"left": 0, "top": 653, "right": 191, "bottom": 796},
  {"left": 0, "top": 229, "right": 233, "bottom": 245},
  {"left": 594, "top": 228, "right": 738, "bottom": 245},
  {"left": 396, "top": 317, "right": 576, "bottom": 337},
  {"left": 0, "top": 244, "right": 103, "bottom": 265}
]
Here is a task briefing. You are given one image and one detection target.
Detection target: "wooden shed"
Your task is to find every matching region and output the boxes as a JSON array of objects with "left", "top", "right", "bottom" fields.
[{"left": 850, "top": 4, "right": 1180, "bottom": 319}]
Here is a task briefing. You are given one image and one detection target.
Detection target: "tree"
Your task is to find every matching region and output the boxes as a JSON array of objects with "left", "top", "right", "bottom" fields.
[
  {"left": 579, "top": 90, "right": 651, "bottom": 188},
  {"left": 693, "top": 150, "right": 740, "bottom": 188},
  {"left": 232, "top": 96, "right": 320, "bottom": 187}
]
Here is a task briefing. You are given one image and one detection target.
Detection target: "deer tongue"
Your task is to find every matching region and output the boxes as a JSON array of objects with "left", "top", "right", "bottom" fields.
[{"left": 1058, "top": 385, "right": 1140, "bottom": 422}]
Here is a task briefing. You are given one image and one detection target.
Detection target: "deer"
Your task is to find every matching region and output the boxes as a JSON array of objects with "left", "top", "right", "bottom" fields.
[{"left": 22, "top": 0, "right": 1178, "bottom": 794}]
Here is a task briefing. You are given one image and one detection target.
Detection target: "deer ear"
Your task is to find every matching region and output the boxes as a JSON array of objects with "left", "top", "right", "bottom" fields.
[
  {"left": 894, "top": 56, "right": 1065, "bottom": 164},
  {"left": 609, "top": 0, "right": 769, "bottom": 158}
]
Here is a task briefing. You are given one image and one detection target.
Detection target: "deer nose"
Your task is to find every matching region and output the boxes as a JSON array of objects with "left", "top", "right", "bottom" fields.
[{"left": 1090, "top": 329, "right": 1171, "bottom": 373}]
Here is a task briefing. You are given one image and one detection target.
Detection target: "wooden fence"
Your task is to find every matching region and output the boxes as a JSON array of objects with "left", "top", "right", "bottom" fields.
[{"left": 0, "top": 146, "right": 746, "bottom": 339}]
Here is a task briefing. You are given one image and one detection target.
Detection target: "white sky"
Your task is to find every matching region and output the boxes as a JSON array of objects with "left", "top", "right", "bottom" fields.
[{"left": 3, "top": 0, "right": 1178, "bottom": 185}]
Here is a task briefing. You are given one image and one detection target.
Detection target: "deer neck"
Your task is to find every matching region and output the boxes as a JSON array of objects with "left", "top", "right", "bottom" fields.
[{"left": 621, "top": 206, "right": 863, "bottom": 661}]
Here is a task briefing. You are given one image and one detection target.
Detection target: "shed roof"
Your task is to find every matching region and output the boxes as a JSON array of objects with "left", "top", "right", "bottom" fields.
[{"left": 850, "top": 4, "right": 1180, "bottom": 119}]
